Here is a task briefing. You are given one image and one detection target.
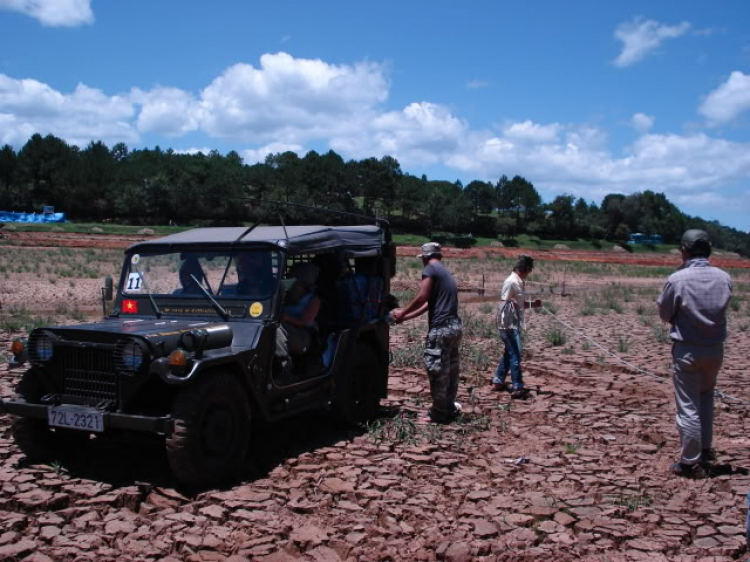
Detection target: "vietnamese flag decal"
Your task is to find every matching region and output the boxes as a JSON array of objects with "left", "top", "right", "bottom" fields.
[{"left": 122, "top": 299, "right": 139, "bottom": 314}]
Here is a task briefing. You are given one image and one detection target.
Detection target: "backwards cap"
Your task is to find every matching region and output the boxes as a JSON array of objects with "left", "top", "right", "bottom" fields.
[{"left": 417, "top": 242, "right": 442, "bottom": 259}]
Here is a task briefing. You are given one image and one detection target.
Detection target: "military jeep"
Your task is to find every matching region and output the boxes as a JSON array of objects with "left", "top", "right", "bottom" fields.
[{"left": 3, "top": 223, "right": 396, "bottom": 486}]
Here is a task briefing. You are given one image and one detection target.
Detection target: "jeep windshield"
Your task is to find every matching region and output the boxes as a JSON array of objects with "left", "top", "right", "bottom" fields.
[{"left": 122, "top": 249, "right": 281, "bottom": 300}]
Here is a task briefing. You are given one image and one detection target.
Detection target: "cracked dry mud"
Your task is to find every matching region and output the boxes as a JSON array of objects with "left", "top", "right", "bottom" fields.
[{"left": 1, "top": 241, "right": 750, "bottom": 561}]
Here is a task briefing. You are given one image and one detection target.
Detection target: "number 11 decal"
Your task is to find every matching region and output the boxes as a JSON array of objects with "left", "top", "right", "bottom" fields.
[{"left": 126, "top": 272, "right": 143, "bottom": 292}]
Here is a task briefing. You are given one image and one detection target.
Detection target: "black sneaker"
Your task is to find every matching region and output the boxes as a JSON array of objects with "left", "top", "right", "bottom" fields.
[
  {"left": 671, "top": 462, "right": 706, "bottom": 479},
  {"left": 701, "top": 449, "right": 717, "bottom": 464},
  {"left": 510, "top": 388, "right": 529, "bottom": 400}
]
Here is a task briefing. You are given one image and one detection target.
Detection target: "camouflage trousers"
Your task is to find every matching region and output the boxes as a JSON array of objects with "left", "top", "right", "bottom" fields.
[{"left": 423, "top": 317, "right": 463, "bottom": 423}]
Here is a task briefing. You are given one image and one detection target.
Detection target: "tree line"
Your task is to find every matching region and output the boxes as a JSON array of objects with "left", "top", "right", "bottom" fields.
[{"left": 1, "top": 133, "right": 748, "bottom": 255}]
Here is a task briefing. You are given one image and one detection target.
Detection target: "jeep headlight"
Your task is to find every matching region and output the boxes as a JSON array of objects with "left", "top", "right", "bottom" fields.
[
  {"left": 116, "top": 340, "right": 147, "bottom": 372},
  {"left": 29, "top": 332, "right": 54, "bottom": 363}
]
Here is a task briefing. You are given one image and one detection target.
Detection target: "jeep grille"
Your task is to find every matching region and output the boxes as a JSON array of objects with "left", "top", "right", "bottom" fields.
[{"left": 57, "top": 346, "right": 118, "bottom": 405}]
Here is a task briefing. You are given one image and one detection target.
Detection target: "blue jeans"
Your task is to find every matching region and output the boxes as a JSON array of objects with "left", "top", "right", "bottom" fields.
[{"left": 493, "top": 329, "right": 523, "bottom": 390}]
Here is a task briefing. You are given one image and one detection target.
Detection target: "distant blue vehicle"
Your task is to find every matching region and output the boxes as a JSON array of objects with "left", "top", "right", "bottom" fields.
[
  {"left": 628, "top": 233, "right": 663, "bottom": 245},
  {"left": 0, "top": 210, "right": 66, "bottom": 223}
]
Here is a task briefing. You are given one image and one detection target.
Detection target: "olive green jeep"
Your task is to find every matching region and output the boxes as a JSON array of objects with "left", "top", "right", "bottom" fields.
[{"left": 3, "top": 223, "right": 396, "bottom": 486}]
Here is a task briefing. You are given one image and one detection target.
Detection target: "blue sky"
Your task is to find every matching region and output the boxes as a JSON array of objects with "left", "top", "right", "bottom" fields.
[{"left": 1, "top": 1, "right": 749, "bottom": 230}]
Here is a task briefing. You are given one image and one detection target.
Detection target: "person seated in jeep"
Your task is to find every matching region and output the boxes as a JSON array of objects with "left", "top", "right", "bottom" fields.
[
  {"left": 276, "top": 262, "right": 321, "bottom": 382},
  {"left": 236, "top": 252, "right": 275, "bottom": 296},
  {"left": 212, "top": 251, "right": 275, "bottom": 297},
  {"left": 174, "top": 257, "right": 207, "bottom": 295}
]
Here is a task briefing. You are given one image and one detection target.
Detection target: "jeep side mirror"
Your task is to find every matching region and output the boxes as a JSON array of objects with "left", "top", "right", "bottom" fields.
[
  {"left": 101, "top": 276, "right": 114, "bottom": 317},
  {"left": 103, "top": 276, "right": 114, "bottom": 300}
]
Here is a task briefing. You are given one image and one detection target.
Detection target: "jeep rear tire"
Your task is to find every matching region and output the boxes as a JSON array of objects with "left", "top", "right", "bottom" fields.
[
  {"left": 166, "top": 373, "right": 250, "bottom": 487},
  {"left": 334, "top": 343, "right": 382, "bottom": 424}
]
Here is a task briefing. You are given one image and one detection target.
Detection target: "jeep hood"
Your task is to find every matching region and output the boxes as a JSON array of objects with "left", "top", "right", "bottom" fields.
[{"left": 39, "top": 318, "right": 262, "bottom": 352}]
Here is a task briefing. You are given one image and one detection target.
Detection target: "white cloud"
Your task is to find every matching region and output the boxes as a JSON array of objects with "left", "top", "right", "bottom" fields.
[
  {"left": 242, "top": 142, "right": 304, "bottom": 165},
  {"left": 2, "top": 52, "right": 750, "bottom": 226},
  {"left": 466, "top": 80, "right": 488, "bottom": 90},
  {"left": 331, "top": 102, "right": 467, "bottom": 166},
  {"left": 0, "top": 0, "right": 93, "bottom": 26},
  {"left": 670, "top": 189, "right": 750, "bottom": 226},
  {"left": 195, "top": 53, "right": 389, "bottom": 143},
  {"left": 699, "top": 71, "right": 750, "bottom": 125},
  {"left": 449, "top": 125, "right": 750, "bottom": 207},
  {"left": 131, "top": 87, "right": 199, "bottom": 137},
  {"left": 173, "top": 147, "right": 215, "bottom": 156},
  {"left": 613, "top": 17, "right": 691, "bottom": 67},
  {"left": 0, "top": 74, "right": 136, "bottom": 146},
  {"left": 503, "top": 120, "right": 562, "bottom": 142},
  {"left": 631, "top": 112, "right": 655, "bottom": 133},
  {"left": 0, "top": 52, "right": 389, "bottom": 148}
]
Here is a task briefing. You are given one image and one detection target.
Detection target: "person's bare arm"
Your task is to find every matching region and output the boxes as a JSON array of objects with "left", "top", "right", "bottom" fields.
[
  {"left": 282, "top": 296, "right": 320, "bottom": 327},
  {"left": 400, "top": 301, "right": 429, "bottom": 322},
  {"left": 394, "top": 276, "right": 432, "bottom": 324}
]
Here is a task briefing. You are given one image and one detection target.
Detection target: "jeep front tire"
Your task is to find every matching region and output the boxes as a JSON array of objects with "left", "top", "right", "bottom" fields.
[
  {"left": 166, "top": 373, "right": 251, "bottom": 487},
  {"left": 11, "top": 370, "right": 55, "bottom": 462}
]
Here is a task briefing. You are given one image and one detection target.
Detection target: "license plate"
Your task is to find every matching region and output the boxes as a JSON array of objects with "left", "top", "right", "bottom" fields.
[{"left": 48, "top": 407, "right": 104, "bottom": 433}]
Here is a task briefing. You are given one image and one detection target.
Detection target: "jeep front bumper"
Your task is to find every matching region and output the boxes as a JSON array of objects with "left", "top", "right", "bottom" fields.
[{"left": 0, "top": 399, "right": 173, "bottom": 435}]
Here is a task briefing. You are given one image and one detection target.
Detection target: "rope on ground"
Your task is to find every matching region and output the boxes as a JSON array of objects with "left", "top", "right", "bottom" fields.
[
  {"left": 538, "top": 305, "right": 750, "bottom": 408},
  {"left": 714, "top": 389, "right": 750, "bottom": 407},
  {"left": 539, "top": 305, "right": 664, "bottom": 382}
]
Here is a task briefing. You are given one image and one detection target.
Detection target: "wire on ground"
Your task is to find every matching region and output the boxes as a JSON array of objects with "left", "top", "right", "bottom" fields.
[{"left": 538, "top": 305, "right": 750, "bottom": 408}]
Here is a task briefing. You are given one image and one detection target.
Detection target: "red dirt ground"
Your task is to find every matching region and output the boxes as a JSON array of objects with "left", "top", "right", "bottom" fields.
[{"left": 0, "top": 234, "right": 749, "bottom": 561}]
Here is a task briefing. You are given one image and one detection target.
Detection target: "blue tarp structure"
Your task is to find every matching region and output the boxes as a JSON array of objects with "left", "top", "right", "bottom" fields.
[{"left": 0, "top": 211, "right": 67, "bottom": 223}]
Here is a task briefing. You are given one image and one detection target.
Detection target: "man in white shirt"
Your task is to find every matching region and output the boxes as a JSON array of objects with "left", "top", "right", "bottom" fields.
[{"left": 492, "top": 254, "right": 541, "bottom": 398}]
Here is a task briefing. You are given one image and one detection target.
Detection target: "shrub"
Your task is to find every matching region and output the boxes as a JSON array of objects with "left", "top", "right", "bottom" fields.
[
  {"left": 653, "top": 324, "right": 671, "bottom": 343},
  {"left": 391, "top": 345, "right": 422, "bottom": 368},
  {"left": 617, "top": 336, "right": 631, "bottom": 353},
  {"left": 543, "top": 326, "right": 567, "bottom": 346},
  {"left": 367, "top": 414, "right": 418, "bottom": 445},
  {"left": 614, "top": 493, "right": 653, "bottom": 512},
  {"left": 479, "top": 303, "right": 494, "bottom": 314},
  {"left": 581, "top": 302, "right": 597, "bottom": 316}
]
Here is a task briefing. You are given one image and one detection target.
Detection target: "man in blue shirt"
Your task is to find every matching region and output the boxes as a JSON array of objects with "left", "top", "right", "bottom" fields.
[{"left": 657, "top": 229, "right": 732, "bottom": 479}]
